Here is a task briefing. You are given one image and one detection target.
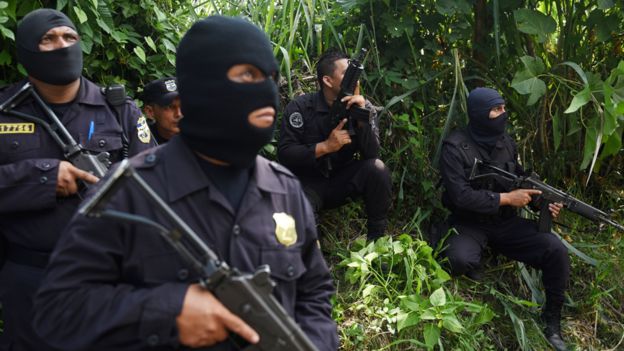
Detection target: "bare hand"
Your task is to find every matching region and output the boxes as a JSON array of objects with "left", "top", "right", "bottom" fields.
[
  {"left": 341, "top": 94, "right": 366, "bottom": 109},
  {"left": 56, "top": 161, "right": 99, "bottom": 197},
  {"left": 176, "top": 284, "right": 259, "bottom": 348},
  {"left": 324, "top": 119, "right": 351, "bottom": 153},
  {"left": 501, "top": 189, "right": 542, "bottom": 208},
  {"left": 549, "top": 202, "right": 563, "bottom": 218}
]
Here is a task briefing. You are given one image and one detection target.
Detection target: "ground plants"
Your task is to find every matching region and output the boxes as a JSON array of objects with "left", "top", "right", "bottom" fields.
[{"left": 1, "top": 0, "right": 622, "bottom": 349}]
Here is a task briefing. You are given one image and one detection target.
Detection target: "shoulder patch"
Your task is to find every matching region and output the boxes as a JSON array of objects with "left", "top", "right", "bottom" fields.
[
  {"left": 288, "top": 112, "right": 304, "bottom": 128},
  {"left": 269, "top": 161, "right": 295, "bottom": 178},
  {"left": 136, "top": 116, "right": 152, "bottom": 144}
]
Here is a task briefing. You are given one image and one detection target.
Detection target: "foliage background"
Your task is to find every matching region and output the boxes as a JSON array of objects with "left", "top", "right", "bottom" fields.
[{"left": 1, "top": 0, "right": 623, "bottom": 349}]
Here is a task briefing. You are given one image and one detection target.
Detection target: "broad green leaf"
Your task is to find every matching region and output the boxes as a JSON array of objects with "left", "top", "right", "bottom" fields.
[
  {"left": 162, "top": 38, "right": 177, "bottom": 53},
  {"left": 598, "top": 0, "right": 614, "bottom": 9},
  {"left": 519, "top": 56, "right": 545, "bottom": 76},
  {"left": 0, "top": 24, "right": 13, "bottom": 40},
  {"left": 134, "top": 46, "right": 146, "bottom": 63},
  {"left": 442, "top": 315, "right": 464, "bottom": 333},
  {"left": 511, "top": 76, "right": 546, "bottom": 105},
  {"left": 430, "top": 287, "right": 446, "bottom": 307},
  {"left": 0, "top": 49, "right": 11, "bottom": 65},
  {"left": 0, "top": 1, "right": 7, "bottom": 9},
  {"left": 56, "top": 0, "right": 68, "bottom": 11},
  {"left": 476, "top": 306, "right": 496, "bottom": 325},
  {"left": 514, "top": 9, "right": 556, "bottom": 42},
  {"left": 565, "top": 87, "right": 591, "bottom": 113},
  {"left": 397, "top": 312, "right": 421, "bottom": 331},
  {"left": 96, "top": 18, "right": 111, "bottom": 34},
  {"left": 435, "top": 0, "right": 471, "bottom": 16},
  {"left": 420, "top": 309, "right": 437, "bottom": 320},
  {"left": 560, "top": 61, "right": 588, "bottom": 86},
  {"left": 601, "top": 130, "right": 622, "bottom": 157},
  {"left": 145, "top": 36, "right": 157, "bottom": 52},
  {"left": 79, "top": 38, "right": 93, "bottom": 54},
  {"left": 73, "top": 6, "right": 88, "bottom": 24},
  {"left": 424, "top": 324, "right": 441, "bottom": 347},
  {"left": 90, "top": 0, "right": 98, "bottom": 9}
]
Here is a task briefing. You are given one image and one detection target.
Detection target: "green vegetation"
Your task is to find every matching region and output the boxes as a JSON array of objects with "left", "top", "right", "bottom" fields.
[{"left": 1, "top": 0, "right": 623, "bottom": 349}]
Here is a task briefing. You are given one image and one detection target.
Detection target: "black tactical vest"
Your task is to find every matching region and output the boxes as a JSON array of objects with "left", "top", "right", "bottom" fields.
[{"left": 442, "top": 129, "right": 517, "bottom": 222}]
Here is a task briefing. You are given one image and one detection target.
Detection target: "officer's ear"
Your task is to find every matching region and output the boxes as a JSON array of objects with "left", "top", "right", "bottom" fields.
[
  {"left": 322, "top": 75, "right": 334, "bottom": 90},
  {"left": 143, "top": 104, "right": 155, "bottom": 120}
]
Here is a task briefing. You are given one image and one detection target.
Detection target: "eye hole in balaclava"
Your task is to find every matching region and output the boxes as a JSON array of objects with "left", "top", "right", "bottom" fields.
[{"left": 16, "top": 8, "right": 83, "bottom": 85}]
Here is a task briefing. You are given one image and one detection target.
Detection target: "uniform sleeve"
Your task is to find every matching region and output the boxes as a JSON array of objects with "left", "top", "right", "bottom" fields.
[
  {"left": 33, "top": 210, "right": 187, "bottom": 350},
  {"left": 353, "top": 100, "right": 380, "bottom": 159},
  {"left": 0, "top": 158, "right": 59, "bottom": 212},
  {"left": 440, "top": 143, "right": 500, "bottom": 215},
  {"left": 294, "top": 192, "right": 339, "bottom": 351},
  {"left": 121, "top": 100, "right": 157, "bottom": 156},
  {"left": 277, "top": 100, "right": 319, "bottom": 171}
]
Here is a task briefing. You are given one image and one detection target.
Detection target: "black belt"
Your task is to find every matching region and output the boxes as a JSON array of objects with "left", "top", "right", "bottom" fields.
[{"left": 6, "top": 242, "right": 50, "bottom": 269}]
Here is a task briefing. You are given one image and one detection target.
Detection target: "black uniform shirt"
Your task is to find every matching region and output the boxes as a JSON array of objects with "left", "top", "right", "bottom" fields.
[
  {"left": 278, "top": 91, "right": 380, "bottom": 177},
  {"left": 34, "top": 136, "right": 338, "bottom": 351},
  {"left": 0, "top": 78, "right": 156, "bottom": 251},
  {"left": 440, "top": 130, "right": 524, "bottom": 218}
]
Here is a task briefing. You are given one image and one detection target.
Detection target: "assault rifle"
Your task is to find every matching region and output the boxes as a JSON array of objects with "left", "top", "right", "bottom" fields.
[
  {"left": 328, "top": 48, "right": 370, "bottom": 136},
  {"left": 79, "top": 159, "right": 319, "bottom": 351},
  {"left": 469, "top": 159, "right": 624, "bottom": 233},
  {"left": 0, "top": 82, "right": 110, "bottom": 178}
]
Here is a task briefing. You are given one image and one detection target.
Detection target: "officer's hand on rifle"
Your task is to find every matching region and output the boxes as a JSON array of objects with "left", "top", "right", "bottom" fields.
[
  {"left": 176, "top": 284, "right": 260, "bottom": 348},
  {"left": 56, "top": 161, "right": 99, "bottom": 197},
  {"left": 549, "top": 202, "right": 563, "bottom": 218},
  {"left": 500, "top": 188, "right": 542, "bottom": 208},
  {"left": 317, "top": 119, "right": 351, "bottom": 158},
  {"left": 341, "top": 94, "right": 365, "bottom": 109}
]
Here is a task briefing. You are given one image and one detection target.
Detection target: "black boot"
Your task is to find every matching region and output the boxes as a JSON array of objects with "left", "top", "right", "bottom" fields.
[{"left": 541, "top": 306, "right": 568, "bottom": 351}]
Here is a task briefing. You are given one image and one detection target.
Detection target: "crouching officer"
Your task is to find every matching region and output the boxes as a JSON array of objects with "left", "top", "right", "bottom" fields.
[
  {"left": 277, "top": 50, "right": 392, "bottom": 240},
  {"left": 439, "top": 87, "right": 569, "bottom": 351},
  {"left": 34, "top": 16, "right": 338, "bottom": 351},
  {"left": 0, "top": 9, "right": 155, "bottom": 350}
]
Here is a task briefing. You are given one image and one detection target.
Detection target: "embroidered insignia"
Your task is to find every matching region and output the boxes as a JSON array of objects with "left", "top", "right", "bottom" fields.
[
  {"left": 136, "top": 116, "right": 151, "bottom": 144},
  {"left": 288, "top": 112, "right": 304, "bottom": 128},
  {"left": 273, "top": 212, "right": 297, "bottom": 247},
  {"left": 0, "top": 123, "right": 35, "bottom": 134},
  {"left": 164, "top": 79, "right": 177, "bottom": 92}
]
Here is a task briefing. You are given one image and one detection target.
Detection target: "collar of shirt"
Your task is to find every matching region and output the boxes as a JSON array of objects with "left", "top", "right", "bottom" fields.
[
  {"left": 313, "top": 90, "right": 330, "bottom": 113},
  {"left": 162, "top": 136, "right": 287, "bottom": 204}
]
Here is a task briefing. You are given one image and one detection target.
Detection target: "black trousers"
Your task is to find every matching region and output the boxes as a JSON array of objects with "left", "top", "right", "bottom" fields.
[
  {"left": 300, "top": 158, "right": 392, "bottom": 239},
  {"left": 445, "top": 216, "right": 570, "bottom": 307}
]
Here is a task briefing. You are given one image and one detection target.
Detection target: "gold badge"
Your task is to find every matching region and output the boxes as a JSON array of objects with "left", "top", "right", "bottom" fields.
[
  {"left": 273, "top": 212, "right": 297, "bottom": 247},
  {"left": 136, "top": 116, "right": 151, "bottom": 144},
  {"left": 0, "top": 123, "right": 35, "bottom": 134}
]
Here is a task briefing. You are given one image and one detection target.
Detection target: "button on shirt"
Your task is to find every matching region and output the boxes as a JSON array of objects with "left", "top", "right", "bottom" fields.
[
  {"left": 34, "top": 136, "right": 338, "bottom": 351},
  {"left": 0, "top": 78, "right": 156, "bottom": 251}
]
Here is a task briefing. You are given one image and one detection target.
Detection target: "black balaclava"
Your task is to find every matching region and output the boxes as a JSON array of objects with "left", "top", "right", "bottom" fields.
[
  {"left": 16, "top": 9, "right": 83, "bottom": 85},
  {"left": 467, "top": 87, "right": 508, "bottom": 150},
  {"left": 176, "top": 16, "right": 279, "bottom": 168}
]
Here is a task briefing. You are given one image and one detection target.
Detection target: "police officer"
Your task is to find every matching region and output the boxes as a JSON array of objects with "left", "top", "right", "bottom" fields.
[
  {"left": 34, "top": 16, "right": 338, "bottom": 351},
  {"left": 0, "top": 8, "right": 155, "bottom": 350},
  {"left": 439, "top": 87, "right": 569, "bottom": 351},
  {"left": 141, "top": 77, "right": 182, "bottom": 144},
  {"left": 278, "top": 50, "right": 392, "bottom": 240}
]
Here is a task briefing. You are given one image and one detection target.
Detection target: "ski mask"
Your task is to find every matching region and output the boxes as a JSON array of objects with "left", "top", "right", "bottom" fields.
[
  {"left": 176, "top": 16, "right": 279, "bottom": 168},
  {"left": 16, "top": 9, "right": 83, "bottom": 85},
  {"left": 467, "top": 87, "right": 508, "bottom": 149}
]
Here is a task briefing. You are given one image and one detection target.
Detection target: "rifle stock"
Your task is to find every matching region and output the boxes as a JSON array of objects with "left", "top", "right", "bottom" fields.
[
  {"left": 328, "top": 48, "right": 368, "bottom": 136},
  {"left": 79, "top": 160, "right": 319, "bottom": 351},
  {"left": 469, "top": 159, "right": 624, "bottom": 233}
]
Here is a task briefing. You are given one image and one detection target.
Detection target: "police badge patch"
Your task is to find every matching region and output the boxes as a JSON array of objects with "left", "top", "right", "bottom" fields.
[
  {"left": 164, "top": 79, "right": 177, "bottom": 92},
  {"left": 288, "top": 112, "right": 304, "bottom": 128},
  {"left": 273, "top": 212, "right": 297, "bottom": 247},
  {"left": 136, "top": 116, "right": 152, "bottom": 144}
]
